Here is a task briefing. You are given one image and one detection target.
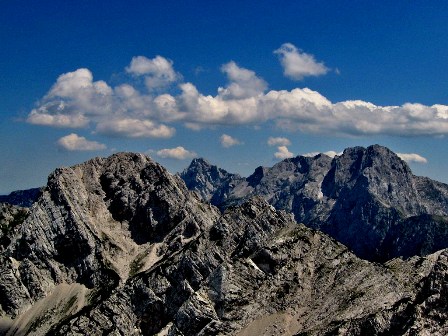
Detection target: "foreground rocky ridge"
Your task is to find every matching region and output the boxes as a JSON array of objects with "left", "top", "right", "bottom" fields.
[
  {"left": 0, "top": 151, "right": 447, "bottom": 335},
  {"left": 181, "top": 145, "right": 448, "bottom": 261}
]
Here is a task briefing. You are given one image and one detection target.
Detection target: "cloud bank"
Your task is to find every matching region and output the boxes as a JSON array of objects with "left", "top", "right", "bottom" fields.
[{"left": 27, "top": 45, "right": 448, "bottom": 140}]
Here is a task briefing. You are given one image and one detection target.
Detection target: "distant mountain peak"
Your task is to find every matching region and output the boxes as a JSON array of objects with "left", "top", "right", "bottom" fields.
[
  {"left": 179, "top": 158, "right": 244, "bottom": 204},
  {"left": 189, "top": 157, "right": 211, "bottom": 166}
]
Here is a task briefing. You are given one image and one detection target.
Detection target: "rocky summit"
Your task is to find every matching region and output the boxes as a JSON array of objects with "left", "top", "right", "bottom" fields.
[
  {"left": 0, "top": 149, "right": 447, "bottom": 335},
  {"left": 181, "top": 144, "right": 448, "bottom": 262}
]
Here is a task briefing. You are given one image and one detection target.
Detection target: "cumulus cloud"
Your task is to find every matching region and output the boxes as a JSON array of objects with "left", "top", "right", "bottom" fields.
[
  {"left": 27, "top": 53, "right": 448, "bottom": 139},
  {"left": 274, "top": 43, "right": 329, "bottom": 80},
  {"left": 267, "top": 136, "right": 291, "bottom": 146},
  {"left": 274, "top": 146, "right": 294, "bottom": 159},
  {"left": 57, "top": 133, "right": 106, "bottom": 151},
  {"left": 27, "top": 68, "right": 113, "bottom": 128},
  {"left": 302, "top": 150, "right": 341, "bottom": 158},
  {"left": 156, "top": 146, "right": 197, "bottom": 160},
  {"left": 126, "top": 55, "right": 180, "bottom": 90},
  {"left": 218, "top": 61, "right": 267, "bottom": 99},
  {"left": 397, "top": 153, "right": 428, "bottom": 164},
  {"left": 26, "top": 68, "right": 175, "bottom": 139},
  {"left": 220, "top": 134, "right": 242, "bottom": 148}
]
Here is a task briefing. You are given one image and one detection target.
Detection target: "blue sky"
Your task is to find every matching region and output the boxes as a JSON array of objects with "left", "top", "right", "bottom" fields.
[{"left": 1, "top": 1, "right": 448, "bottom": 193}]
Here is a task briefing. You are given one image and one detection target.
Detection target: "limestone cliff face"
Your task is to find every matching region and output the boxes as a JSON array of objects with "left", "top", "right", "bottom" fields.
[
  {"left": 1, "top": 152, "right": 448, "bottom": 335},
  {"left": 182, "top": 145, "right": 448, "bottom": 261}
]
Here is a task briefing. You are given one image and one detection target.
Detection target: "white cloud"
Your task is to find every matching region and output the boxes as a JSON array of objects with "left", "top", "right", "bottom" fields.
[
  {"left": 267, "top": 136, "right": 291, "bottom": 146},
  {"left": 220, "top": 134, "right": 242, "bottom": 148},
  {"left": 96, "top": 118, "right": 175, "bottom": 138},
  {"left": 156, "top": 146, "right": 197, "bottom": 160},
  {"left": 274, "top": 43, "right": 329, "bottom": 80},
  {"left": 274, "top": 146, "right": 294, "bottom": 159},
  {"left": 26, "top": 68, "right": 176, "bottom": 139},
  {"left": 126, "top": 55, "right": 180, "bottom": 90},
  {"left": 57, "top": 133, "right": 106, "bottom": 151},
  {"left": 397, "top": 153, "right": 428, "bottom": 164},
  {"left": 263, "top": 93, "right": 448, "bottom": 137},
  {"left": 302, "top": 150, "right": 341, "bottom": 158},
  {"left": 27, "top": 54, "right": 448, "bottom": 139}
]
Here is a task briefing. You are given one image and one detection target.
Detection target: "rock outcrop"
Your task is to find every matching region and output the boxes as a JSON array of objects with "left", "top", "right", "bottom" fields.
[
  {"left": 182, "top": 145, "right": 448, "bottom": 261},
  {"left": 1, "top": 151, "right": 447, "bottom": 335}
]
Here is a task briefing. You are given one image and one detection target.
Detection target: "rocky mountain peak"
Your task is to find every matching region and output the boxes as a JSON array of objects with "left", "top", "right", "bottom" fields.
[
  {"left": 323, "top": 144, "right": 422, "bottom": 215},
  {"left": 182, "top": 157, "right": 230, "bottom": 180},
  {"left": 329, "top": 145, "right": 411, "bottom": 185},
  {"left": 179, "top": 157, "right": 244, "bottom": 204},
  {"left": 0, "top": 152, "right": 220, "bottom": 320},
  {"left": 189, "top": 157, "right": 212, "bottom": 168}
]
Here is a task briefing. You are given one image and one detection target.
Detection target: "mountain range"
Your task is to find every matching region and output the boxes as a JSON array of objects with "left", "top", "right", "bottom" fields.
[
  {"left": 180, "top": 145, "right": 448, "bottom": 262},
  {"left": 0, "top": 146, "right": 447, "bottom": 335}
]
